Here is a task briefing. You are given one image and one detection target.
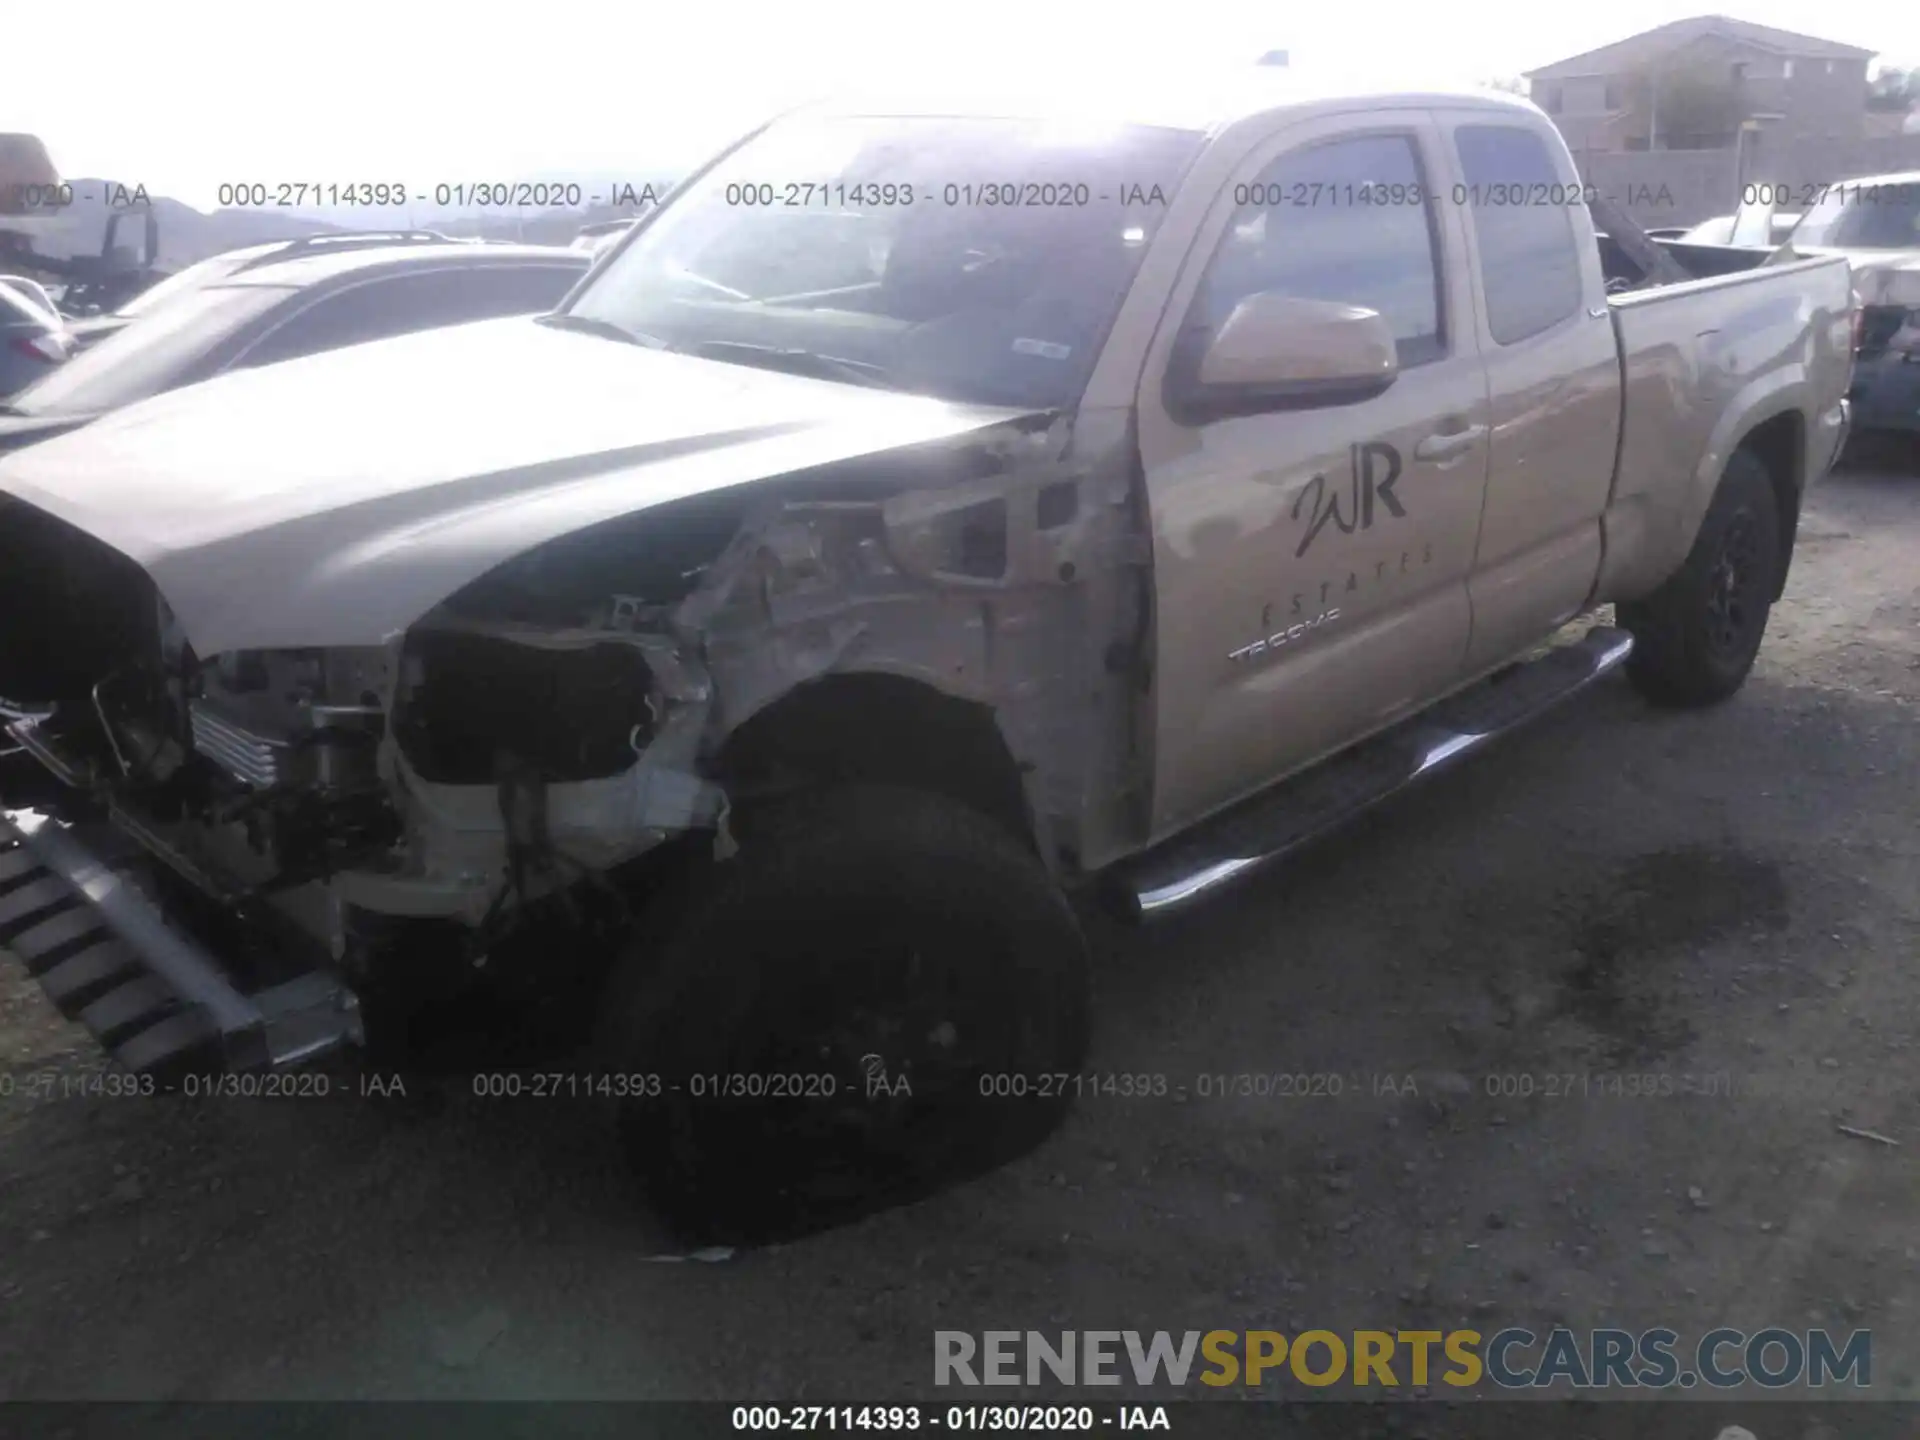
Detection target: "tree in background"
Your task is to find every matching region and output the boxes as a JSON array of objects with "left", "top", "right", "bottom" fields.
[
  {"left": 1621, "top": 63, "right": 1744, "bottom": 149},
  {"left": 1866, "top": 65, "right": 1917, "bottom": 112}
]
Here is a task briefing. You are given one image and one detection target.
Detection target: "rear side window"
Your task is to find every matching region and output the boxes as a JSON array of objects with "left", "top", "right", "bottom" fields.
[
  {"left": 1194, "top": 133, "right": 1445, "bottom": 368},
  {"left": 1454, "top": 125, "right": 1584, "bottom": 344},
  {"left": 236, "top": 263, "right": 584, "bottom": 368}
]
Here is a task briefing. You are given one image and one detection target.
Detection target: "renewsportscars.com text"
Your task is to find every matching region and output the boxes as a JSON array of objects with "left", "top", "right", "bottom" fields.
[{"left": 933, "top": 1328, "right": 1871, "bottom": 1390}]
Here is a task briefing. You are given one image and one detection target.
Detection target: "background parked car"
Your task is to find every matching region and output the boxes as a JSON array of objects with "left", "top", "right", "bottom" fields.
[
  {"left": 571, "top": 218, "right": 640, "bottom": 257},
  {"left": 0, "top": 281, "right": 73, "bottom": 399},
  {"left": 63, "top": 231, "right": 460, "bottom": 351},
  {"left": 1673, "top": 211, "right": 1801, "bottom": 246},
  {"left": 0, "top": 241, "right": 589, "bottom": 453},
  {"left": 1768, "top": 171, "right": 1920, "bottom": 456},
  {"left": 0, "top": 274, "right": 62, "bottom": 322}
]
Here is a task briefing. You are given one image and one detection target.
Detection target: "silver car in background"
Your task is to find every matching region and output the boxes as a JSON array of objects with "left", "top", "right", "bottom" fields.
[{"left": 0, "top": 280, "right": 73, "bottom": 397}]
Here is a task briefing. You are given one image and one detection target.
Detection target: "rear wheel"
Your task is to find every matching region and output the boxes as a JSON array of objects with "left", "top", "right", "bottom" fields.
[
  {"left": 1619, "top": 449, "right": 1783, "bottom": 707},
  {"left": 597, "top": 784, "right": 1091, "bottom": 1245}
]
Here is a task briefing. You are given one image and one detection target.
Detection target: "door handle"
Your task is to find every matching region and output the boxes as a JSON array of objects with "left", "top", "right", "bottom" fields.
[{"left": 1413, "top": 424, "right": 1486, "bottom": 463}]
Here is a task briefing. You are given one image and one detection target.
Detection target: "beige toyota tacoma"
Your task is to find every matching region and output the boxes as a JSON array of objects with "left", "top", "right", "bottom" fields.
[{"left": 0, "top": 78, "right": 1854, "bottom": 1240}]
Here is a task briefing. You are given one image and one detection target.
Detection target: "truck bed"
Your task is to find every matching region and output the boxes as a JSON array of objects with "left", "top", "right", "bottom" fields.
[
  {"left": 1597, "top": 248, "right": 1855, "bottom": 602},
  {"left": 1597, "top": 233, "right": 1784, "bottom": 286}
]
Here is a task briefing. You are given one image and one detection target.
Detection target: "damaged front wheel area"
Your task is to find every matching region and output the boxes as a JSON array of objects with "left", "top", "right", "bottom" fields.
[{"left": 597, "top": 784, "right": 1091, "bottom": 1246}]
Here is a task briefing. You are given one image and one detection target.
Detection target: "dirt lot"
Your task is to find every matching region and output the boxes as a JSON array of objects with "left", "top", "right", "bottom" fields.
[{"left": 1, "top": 459, "right": 1917, "bottom": 1405}]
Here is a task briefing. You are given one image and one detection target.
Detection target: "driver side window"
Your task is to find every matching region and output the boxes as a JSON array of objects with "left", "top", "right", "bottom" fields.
[{"left": 1193, "top": 133, "right": 1446, "bottom": 368}]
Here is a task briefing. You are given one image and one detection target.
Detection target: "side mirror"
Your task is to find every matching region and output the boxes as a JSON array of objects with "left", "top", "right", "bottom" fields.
[{"left": 1169, "top": 292, "right": 1399, "bottom": 421}]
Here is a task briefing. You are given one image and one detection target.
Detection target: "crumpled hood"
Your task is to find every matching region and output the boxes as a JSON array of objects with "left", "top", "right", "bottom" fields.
[{"left": 0, "top": 316, "right": 1033, "bottom": 655}]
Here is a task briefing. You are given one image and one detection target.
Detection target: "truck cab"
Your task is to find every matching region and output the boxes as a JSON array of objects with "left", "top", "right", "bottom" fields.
[{"left": 1076, "top": 87, "right": 1851, "bottom": 845}]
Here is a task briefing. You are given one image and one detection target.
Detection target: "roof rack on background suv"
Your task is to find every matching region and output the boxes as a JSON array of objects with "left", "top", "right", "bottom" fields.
[{"left": 232, "top": 230, "right": 455, "bottom": 271}]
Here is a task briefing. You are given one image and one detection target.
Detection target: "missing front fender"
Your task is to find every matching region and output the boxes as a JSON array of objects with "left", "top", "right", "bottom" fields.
[{"left": 391, "top": 629, "right": 660, "bottom": 785}]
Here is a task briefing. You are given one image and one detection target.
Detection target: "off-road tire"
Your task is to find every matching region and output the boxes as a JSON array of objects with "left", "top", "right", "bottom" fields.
[
  {"left": 1619, "top": 449, "right": 1783, "bottom": 707},
  {"left": 596, "top": 784, "right": 1091, "bottom": 1245}
]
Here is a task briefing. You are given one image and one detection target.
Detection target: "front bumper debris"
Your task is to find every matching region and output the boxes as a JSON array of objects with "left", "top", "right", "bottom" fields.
[{"left": 0, "top": 807, "right": 363, "bottom": 1079}]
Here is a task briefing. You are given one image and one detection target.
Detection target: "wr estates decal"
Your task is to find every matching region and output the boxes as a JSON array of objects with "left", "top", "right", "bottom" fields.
[{"left": 1293, "top": 441, "right": 1403, "bottom": 558}]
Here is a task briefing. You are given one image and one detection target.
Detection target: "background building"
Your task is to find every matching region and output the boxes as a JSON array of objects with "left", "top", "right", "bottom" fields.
[
  {"left": 1522, "top": 15, "right": 1920, "bottom": 226},
  {"left": 1527, "top": 16, "right": 1873, "bottom": 153}
]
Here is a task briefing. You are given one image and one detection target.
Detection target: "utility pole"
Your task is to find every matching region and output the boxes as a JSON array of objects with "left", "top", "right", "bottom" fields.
[{"left": 1732, "top": 114, "right": 1784, "bottom": 216}]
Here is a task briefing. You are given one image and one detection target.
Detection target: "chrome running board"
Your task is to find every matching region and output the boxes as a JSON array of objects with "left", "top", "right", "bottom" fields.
[{"left": 1112, "top": 627, "right": 1635, "bottom": 920}]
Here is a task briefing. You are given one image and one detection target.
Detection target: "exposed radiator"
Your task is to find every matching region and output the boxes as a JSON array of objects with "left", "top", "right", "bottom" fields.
[{"left": 189, "top": 701, "right": 285, "bottom": 789}]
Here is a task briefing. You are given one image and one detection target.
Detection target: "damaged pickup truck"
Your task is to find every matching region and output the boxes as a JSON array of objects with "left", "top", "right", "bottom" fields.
[{"left": 0, "top": 80, "right": 1854, "bottom": 1238}]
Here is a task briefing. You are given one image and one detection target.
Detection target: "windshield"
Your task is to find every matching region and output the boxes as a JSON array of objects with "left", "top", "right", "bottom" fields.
[
  {"left": 566, "top": 114, "right": 1204, "bottom": 408},
  {"left": 7, "top": 283, "right": 289, "bottom": 416},
  {"left": 117, "top": 249, "right": 266, "bottom": 318},
  {"left": 1791, "top": 180, "right": 1920, "bottom": 250}
]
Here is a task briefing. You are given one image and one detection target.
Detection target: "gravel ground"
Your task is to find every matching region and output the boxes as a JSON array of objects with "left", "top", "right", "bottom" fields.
[{"left": 1, "top": 459, "right": 1916, "bottom": 1404}]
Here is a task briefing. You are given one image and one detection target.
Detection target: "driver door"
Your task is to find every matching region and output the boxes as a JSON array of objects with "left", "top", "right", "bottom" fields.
[{"left": 1135, "top": 115, "right": 1493, "bottom": 838}]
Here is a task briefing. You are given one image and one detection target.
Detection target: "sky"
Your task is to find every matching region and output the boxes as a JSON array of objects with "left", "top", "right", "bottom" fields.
[{"left": 7, "top": 0, "right": 1917, "bottom": 209}]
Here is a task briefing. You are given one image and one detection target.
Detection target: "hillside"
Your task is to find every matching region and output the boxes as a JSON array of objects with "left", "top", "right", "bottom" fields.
[{"left": 33, "top": 181, "right": 348, "bottom": 267}]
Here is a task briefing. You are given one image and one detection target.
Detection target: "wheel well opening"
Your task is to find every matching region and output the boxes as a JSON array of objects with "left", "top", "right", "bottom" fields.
[
  {"left": 1736, "top": 412, "right": 1803, "bottom": 600},
  {"left": 710, "top": 674, "right": 1036, "bottom": 850}
]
